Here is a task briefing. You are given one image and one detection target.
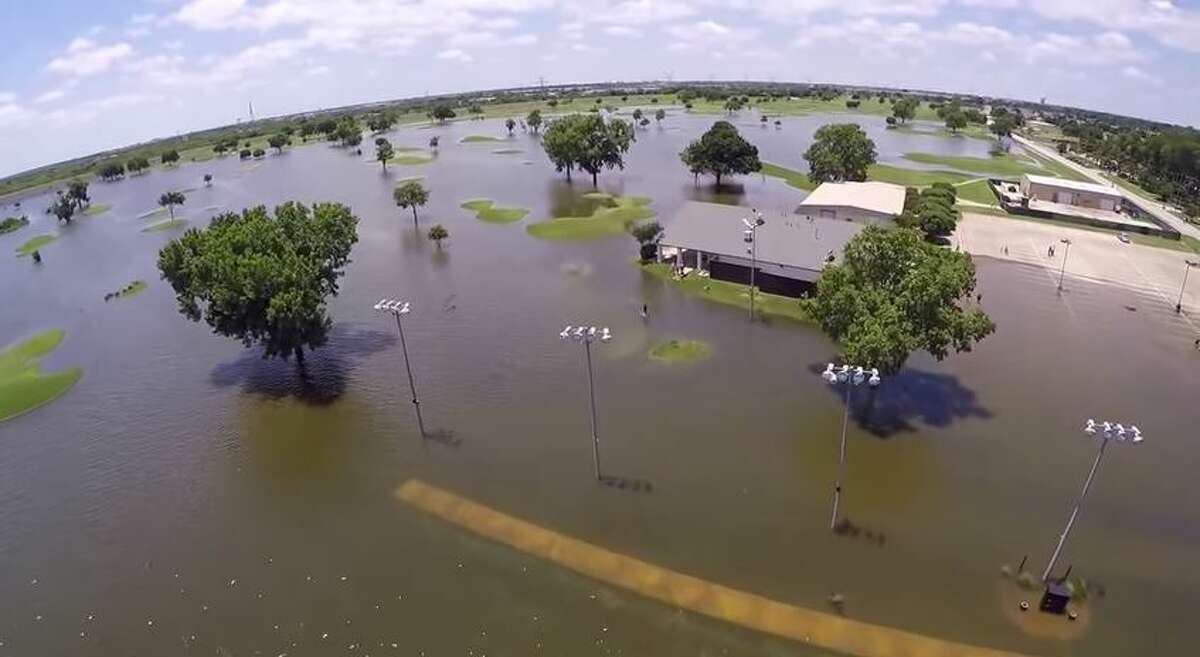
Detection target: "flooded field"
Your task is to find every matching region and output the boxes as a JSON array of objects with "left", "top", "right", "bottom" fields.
[{"left": 1, "top": 112, "right": 1198, "bottom": 656}]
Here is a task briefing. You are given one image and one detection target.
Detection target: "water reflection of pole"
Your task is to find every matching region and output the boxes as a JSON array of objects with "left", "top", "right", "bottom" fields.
[
  {"left": 375, "top": 298, "right": 426, "bottom": 438},
  {"left": 820, "top": 363, "right": 881, "bottom": 530},
  {"left": 1040, "top": 419, "right": 1143, "bottom": 582},
  {"left": 1175, "top": 259, "right": 1198, "bottom": 313},
  {"left": 560, "top": 325, "right": 612, "bottom": 481},
  {"left": 1056, "top": 238, "right": 1072, "bottom": 291},
  {"left": 742, "top": 209, "right": 765, "bottom": 322}
]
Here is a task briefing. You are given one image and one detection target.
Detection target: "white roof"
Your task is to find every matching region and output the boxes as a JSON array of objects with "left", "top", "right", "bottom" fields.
[
  {"left": 797, "top": 181, "right": 906, "bottom": 216},
  {"left": 1021, "top": 174, "right": 1123, "bottom": 198}
]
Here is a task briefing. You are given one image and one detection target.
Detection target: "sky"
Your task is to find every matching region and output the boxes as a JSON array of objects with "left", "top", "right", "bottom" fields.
[{"left": 2, "top": 0, "right": 1200, "bottom": 178}]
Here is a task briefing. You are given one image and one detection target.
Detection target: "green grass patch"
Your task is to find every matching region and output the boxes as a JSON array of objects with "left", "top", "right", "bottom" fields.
[
  {"left": 394, "top": 153, "right": 434, "bottom": 165},
  {"left": 527, "top": 196, "right": 654, "bottom": 240},
  {"left": 142, "top": 218, "right": 188, "bottom": 232},
  {"left": 461, "top": 199, "right": 530, "bottom": 224},
  {"left": 902, "top": 153, "right": 1048, "bottom": 177},
  {"left": 649, "top": 339, "right": 711, "bottom": 364},
  {"left": 760, "top": 162, "right": 817, "bottom": 191},
  {"left": 639, "top": 263, "right": 811, "bottom": 324},
  {"left": 1182, "top": 235, "right": 1200, "bottom": 255},
  {"left": 1022, "top": 151, "right": 1093, "bottom": 183},
  {"left": 82, "top": 203, "right": 112, "bottom": 216},
  {"left": 15, "top": 234, "right": 56, "bottom": 256},
  {"left": 867, "top": 164, "right": 973, "bottom": 187},
  {"left": 0, "top": 329, "right": 82, "bottom": 424},
  {"left": 581, "top": 191, "right": 614, "bottom": 200},
  {"left": 492, "top": 148, "right": 523, "bottom": 155},
  {"left": 1, "top": 216, "right": 30, "bottom": 235},
  {"left": 460, "top": 135, "right": 502, "bottom": 143},
  {"left": 955, "top": 180, "right": 1000, "bottom": 206},
  {"left": 104, "top": 280, "right": 147, "bottom": 301}
]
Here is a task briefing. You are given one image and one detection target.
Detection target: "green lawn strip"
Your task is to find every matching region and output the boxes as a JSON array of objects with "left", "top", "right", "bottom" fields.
[
  {"left": 15, "top": 234, "right": 57, "bottom": 256},
  {"left": 1181, "top": 235, "right": 1200, "bottom": 255},
  {"left": 0, "top": 329, "right": 83, "bottom": 423},
  {"left": 581, "top": 191, "right": 614, "bottom": 200},
  {"left": 1, "top": 216, "right": 30, "bottom": 235},
  {"left": 460, "top": 135, "right": 503, "bottom": 143},
  {"left": 142, "top": 218, "right": 188, "bottom": 232},
  {"left": 902, "top": 153, "right": 1048, "bottom": 177},
  {"left": 1022, "top": 151, "right": 1093, "bottom": 183},
  {"left": 527, "top": 196, "right": 654, "bottom": 240},
  {"left": 686, "top": 96, "right": 943, "bottom": 122},
  {"left": 760, "top": 162, "right": 817, "bottom": 191},
  {"left": 491, "top": 148, "right": 523, "bottom": 154},
  {"left": 461, "top": 199, "right": 530, "bottom": 224},
  {"left": 82, "top": 203, "right": 112, "bottom": 216},
  {"left": 639, "top": 263, "right": 811, "bottom": 324},
  {"left": 104, "top": 280, "right": 147, "bottom": 301},
  {"left": 649, "top": 338, "right": 711, "bottom": 364},
  {"left": 955, "top": 180, "right": 1001, "bottom": 206},
  {"left": 1099, "top": 173, "right": 1161, "bottom": 201},
  {"left": 394, "top": 153, "right": 435, "bottom": 165},
  {"left": 867, "top": 164, "right": 972, "bottom": 187}
]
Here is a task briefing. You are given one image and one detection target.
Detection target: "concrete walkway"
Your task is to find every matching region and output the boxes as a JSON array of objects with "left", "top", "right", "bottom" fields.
[
  {"left": 398, "top": 478, "right": 1037, "bottom": 657},
  {"left": 1012, "top": 134, "right": 1200, "bottom": 241}
]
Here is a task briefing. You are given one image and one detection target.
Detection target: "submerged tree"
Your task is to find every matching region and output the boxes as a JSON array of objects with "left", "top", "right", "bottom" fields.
[
  {"left": 161, "top": 150, "right": 180, "bottom": 166},
  {"left": 802, "top": 225, "right": 994, "bottom": 374},
  {"left": 66, "top": 180, "right": 90, "bottom": 210},
  {"left": 427, "top": 224, "right": 449, "bottom": 248},
  {"left": 679, "top": 120, "right": 761, "bottom": 188},
  {"left": 629, "top": 221, "right": 663, "bottom": 263},
  {"left": 527, "top": 109, "right": 543, "bottom": 134},
  {"left": 804, "top": 123, "right": 877, "bottom": 184},
  {"left": 393, "top": 180, "right": 429, "bottom": 225},
  {"left": 375, "top": 137, "right": 395, "bottom": 172},
  {"left": 204, "top": 173, "right": 213, "bottom": 187},
  {"left": 157, "top": 202, "right": 360, "bottom": 364},
  {"left": 158, "top": 190, "right": 186, "bottom": 221},
  {"left": 268, "top": 134, "right": 291, "bottom": 153},
  {"left": 506, "top": 117, "right": 516, "bottom": 135},
  {"left": 541, "top": 113, "right": 635, "bottom": 187}
]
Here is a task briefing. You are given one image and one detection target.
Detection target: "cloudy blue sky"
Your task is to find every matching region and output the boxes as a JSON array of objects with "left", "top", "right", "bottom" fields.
[{"left": 2, "top": 0, "right": 1199, "bottom": 177}]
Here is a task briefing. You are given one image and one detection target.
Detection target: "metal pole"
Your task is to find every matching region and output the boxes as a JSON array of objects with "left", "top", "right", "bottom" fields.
[
  {"left": 749, "top": 227, "right": 757, "bottom": 322},
  {"left": 1057, "top": 241, "right": 1071, "bottom": 291},
  {"left": 393, "top": 313, "right": 426, "bottom": 438},
  {"left": 584, "top": 339, "right": 602, "bottom": 481},
  {"left": 830, "top": 380, "right": 852, "bottom": 530},
  {"left": 1042, "top": 437, "right": 1108, "bottom": 582},
  {"left": 1176, "top": 263, "right": 1192, "bottom": 313}
]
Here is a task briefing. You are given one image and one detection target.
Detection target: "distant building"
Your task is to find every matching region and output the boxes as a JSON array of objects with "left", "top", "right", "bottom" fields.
[
  {"left": 1020, "top": 174, "right": 1123, "bottom": 212},
  {"left": 656, "top": 202, "right": 866, "bottom": 297},
  {"left": 795, "top": 181, "right": 907, "bottom": 225}
]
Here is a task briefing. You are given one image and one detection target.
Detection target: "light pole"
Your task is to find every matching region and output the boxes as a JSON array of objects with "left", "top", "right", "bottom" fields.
[
  {"left": 820, "top": 363, "right": 881, "bottom": 531},
  {"left": 742, "top": 208, "right": 765, "bottom": 322},
  {"left": 1175, "top": 259, "right": 1198, "bottom": 314},
  {"left": 374, "top": 298, "right": 426, "bottom": 438},
  {"left": 1056, "top": 237, "right": 1072, "bottom": 291},
  {"left": 560, "top": 325, "right": 613, "bottom": 481},
  {"left": 1040, "top": 419, "right": 1144, "bottom": 582}
]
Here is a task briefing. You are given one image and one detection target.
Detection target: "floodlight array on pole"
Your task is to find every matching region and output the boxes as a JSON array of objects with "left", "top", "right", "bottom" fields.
[
  {"left": 1057, "top": 238, "right": 1072, "bottom": 291},
  {"left": 1040, "top": 419, "right": 1143, "bottom": 582},
  {"left": 742, "top": 208, "right": 765, "bottom": 322},
  {"left": 560, "top": 325, "right": 613, "bottom": 481},
  {"left": 374, "top": 298, "right": 426, "bottom": 438},
  {"left": 820, "top": 363, "right": 881, "bottom": 530},
  {"left": 1175, "top": 259, "right": 1198, "bottom": 314}
]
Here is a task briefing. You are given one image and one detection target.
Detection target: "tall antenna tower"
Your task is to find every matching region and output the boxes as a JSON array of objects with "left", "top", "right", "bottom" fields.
[{"left": 248, "top": 100, "right": 255, "bottom": 122}]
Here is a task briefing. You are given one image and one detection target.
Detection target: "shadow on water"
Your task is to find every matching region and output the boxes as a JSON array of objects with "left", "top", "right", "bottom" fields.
[
  {"left": 807, "top": 363, "right": 992, "bottom": 438},
  {"left": 600, "top": 474, "right": 656, "bottom": 493},
  {"left": 683, "top": 182, "right": 745, "bottom": 205},
  {"left": 210, "top": 325, "right": 397, "bottom": 405}
]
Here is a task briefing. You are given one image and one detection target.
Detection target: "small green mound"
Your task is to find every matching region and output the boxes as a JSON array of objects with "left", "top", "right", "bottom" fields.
[
  {"left": 527, "top": 196, "right": 655, "bottom": 241},
  {"left": 649, "top": 339, "right": 711, "bottom": 364},
  {"left": 866, "top": 164, "right": 972, "bottom": 187},
  {"left": 956, "top": 179, "right": 1000, "bottom": 206},
  {"left": 491, "top": 148, "right": 523, "bottom": 154},
  {"left": 639, "top": 263, "right": 811, "bottom": 324},
  {"left": 104, "top": 280, "right": 147, "bottom": 301},
  {"left": 1, "top": 216, "right": 30, "bottom": 235},
  {"left": 0, "top": 329, "right": 82, "bottom": 424},
  {"left": 15, "top": 234, "right": 56, "bottom": 256},
  {"left": 581, "top": 192, "right": 614, "bottom": 200},
  {"left": 82, "top": 203, "right": 112, "bottom": 216},
  {"left": 395, "top": 152, "right": 435, "bottom": 165},
  {"left": 460, "top": 135, "right": 502, "bottom": 143},
  {"left": 142, "top": 218, "right": 188, "bottom": 232},
  {"left": 902, "top": 152, "right": 1048, "bottom": 177},
  {"left": 761, "top": 162, "right": 817, "bottom": 191},
  {"left": 462, "top": 199, "right": 530, "bottom": 224}
]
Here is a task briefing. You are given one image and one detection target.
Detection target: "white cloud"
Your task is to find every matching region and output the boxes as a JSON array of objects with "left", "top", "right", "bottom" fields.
[
  {"left": 564, "top": 0, "right": 696, "bottom": 25},
  {"left": 603, "top": 25, "right": 642, "bottom": 37},
  {"left": 1025, "top": 0, "right": 1200, "bottom": 52},
  {"left": 0, "top": 92, "right": 15, "bottom": 104},
  {"left": 305, "top": 65, "right": 331, "bottom": 76},
  {"left": 47, "top": 38, "right": 135, "bottom": 76},
  {"left": 40, "top": 93, "right": 162, "bottom": 125},
  {"left": 666, "top": 20, "right": 756, "bottom": 45},
  {"left": 757, "top": 0, "right": 947, "bottom": 19},
  {"left": 1122, "top": 65, "right": 1162, "bottom": 85},
  {"left": 436, "top": 48, "right": 474, "bottom": 62},
  {"left": 35, "top": 90, "right": 67, "bottom": 104},
  {"left": 0, "top": 103, "right": 34, "bottom": 128}
]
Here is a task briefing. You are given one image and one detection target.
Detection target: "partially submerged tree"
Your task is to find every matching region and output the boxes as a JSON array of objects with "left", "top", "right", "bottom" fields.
[
  {"left": 541, "top": 113, "right": 635, "bottom": 187},
  {"left": 892, "top": 97, "right": 918, "bottom": 124},
  {"left": 204, "top": 173, "right": 213, "bottom": 187},
  {"left": 802, "top": 225, "right": 994, "bottom": 374},
  {"left": 157, "top": 202, "right": 359, "bottom": 364},
  {"left": 944, "top": 109, "right": 967, "bottom": 134},
  {"left": 679, "top": 120, "right": 762, "bottom": 188},
  {"left": 268, "top": 134, "right": 291, "bottom": 153},
  {"left": 375, "top": 137, "right": 395, "bottom": 172},
  {"left": 366, "top": 111, "right": 397, "bottom": 133},
  {"left": 126, "top": 157, "right": 151, "bottom": 175},
  {"left": 654, "top": 108, "right": 666, "bottom": 125},
  {"left": 161, "top": 150, "right": 180, "bottom": 166},
  {"left": 431, "top": 104, "right": 456, "bottom": 123},
  {"left": 393, "top": 180, "right": 429, "bottom": 225},
  {"left": 804, "top": 123, "right": 877, "bottom": 184},
  {"left": 629, "top": 221, "right": 663, "bottom": 262},
  {"left": 506, "top": 117, "right": 516, "bottom": 135},
  {"left": 427, "top": 224, "right": 449, "bottom": 248},
  {"left": 48, "top": 192, "right": 76, "bottom": 223},
  {"left": 527, "top": 109, "right": 543, "bottom": 134},
  {"left": 428, "top": 135, "right": 440, "bottom": 151},
  {"left": 158, "top": 190, "right": 186, "bottom": 221},
  {"left": 98, "top": 162, "right": 126, "bottom": 181},
  {"left": 66, "top": 180, "right": 90, "bottom": 210}
]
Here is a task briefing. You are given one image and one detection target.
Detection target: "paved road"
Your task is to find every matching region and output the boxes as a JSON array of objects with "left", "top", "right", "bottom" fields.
[{"left": 1013, "top": 134, "right": 1200, "bottom": 241}]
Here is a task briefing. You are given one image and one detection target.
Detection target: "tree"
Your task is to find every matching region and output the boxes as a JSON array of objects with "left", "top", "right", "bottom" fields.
[
  {"left": 632, "top": 108, "right": 643, "bottom": 124},
  {"left": 158, "top": 191, "right": 186, "bottom": 221},
  {"left": 157, "top": 202, "right": 359, "bottom": 364},
  {"left": 944, "top": 109, "right": 967, "bottom": 134},
  {"left": 375, "top": 138, "right": 395, "bottom": 172},
  {"left": 724, "top": 97, "right": 742, "bottom": 114},
  {"left": 427, "top": 224, "right": 449, "bottom": 248},
  {"left": 428, "top": 135, "right": 440, "bottom": 151},
  {"left": 541, "top": 113, "right": 635, "bottom": 187},
  {"left": 892, "top": 97, "right": 918, "bottom": 123},
  {"left": 547, "top": 98, "right": 559, "bottom": 108},
  {"left": 253, "top": 148, "right": 266, "bottom": 158},
  {"left": 126, "top": 157, "right": 151, "bottom": 175},
  {"left": 299, "top": 122, "right": 318, "bottom": 141},
  {"left": 802, "top": 226, "right": 994, "bottom": 374},
  {"left": 654, "top": 108, "right": 665, "bottom": 125},
  {"left": 316, "top": 118, "right": 339, "bottom": 137},
  {"left": 204, "top": 173, "right": 213, "bottom": 187},
  {"left": 527, "top": 109, "right": 543, "bottom": 134},
  {"left": 431, "top": 104, "right": 456, "bottom": 123},
  {"left": 268, "top": 134, "right": 291, "bottom": 153},
  {"left": 48, "top": 193, "right": 76, "bottom": 223},
  {"left": 239, "top": 149, "right": 252, "bottom": 160},
  {"left": 679, "top": 120, "right": 762, "bottom": 188},
  {"left": 467, "top": 104, "right": 483, "bottom": 118},
  {"left": 393, "top": 180, "right": 429, "bottom": 225},
  {"left": 66, "top": 180, "right": 90, "bottom": 210},
  {"left": 629, "top": 221, "right": 663, "bottom": 262},
  {"left": 366, "top": 111, "right": 397, "bottom": 133},
  {"left": 335, "top": 118, "right": 361, "bottom": 147},
  {"left": 990, "top": 113, "right": 1017, "bottom": 140},
  {"left": 898, "top": 185, "right": 959, "bottom": 239},
  {"left": 161, "top": 150, "right": 180, "bottom": 166},
  {"left": 804, "top": 123, "right": 877, "bottom": 184},
  {"left": 760, "top": 115, "right": 768, "bottom": 127},
  {"left": 885, "top": 116, "right": 898, "bottom": 127},
  {"left": 98, "top": 162, "right": 125, "bottom": 181}
]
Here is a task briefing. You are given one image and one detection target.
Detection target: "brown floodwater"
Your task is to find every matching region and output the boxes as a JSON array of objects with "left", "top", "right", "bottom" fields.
[{"left": 1, "top": 112, "right": 1198, "bottom": 656}]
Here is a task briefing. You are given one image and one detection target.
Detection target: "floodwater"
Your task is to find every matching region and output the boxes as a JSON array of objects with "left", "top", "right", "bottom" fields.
[{"left": 1, "top": 112, "right": 1198, "bottom": 656}]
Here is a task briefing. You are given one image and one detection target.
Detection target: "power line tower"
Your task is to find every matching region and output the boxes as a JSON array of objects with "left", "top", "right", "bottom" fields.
[{"left": 248, "top": 100, "right": 255, "bottom": 122}]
